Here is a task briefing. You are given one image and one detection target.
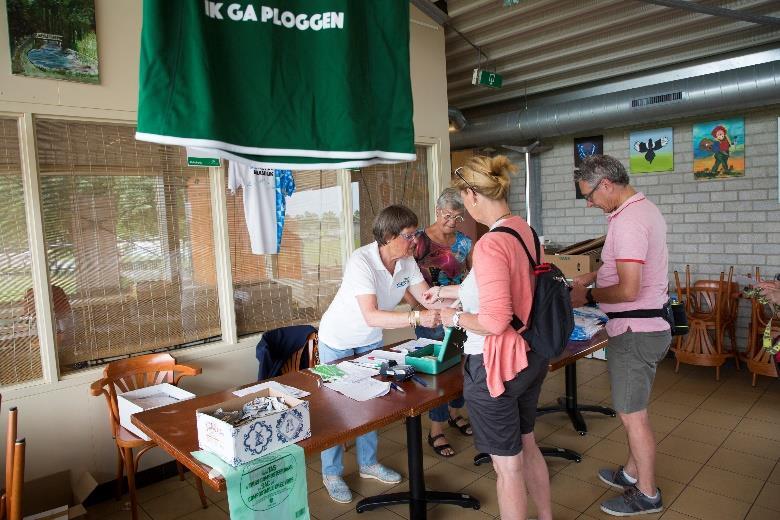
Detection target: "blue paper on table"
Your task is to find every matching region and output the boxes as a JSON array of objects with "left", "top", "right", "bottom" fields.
[
  {"left": 573, "top": 306, "right": 608, "bottom": 324},
  {"left": 569, "top": 315, "right": 604, "bottom": 341}
]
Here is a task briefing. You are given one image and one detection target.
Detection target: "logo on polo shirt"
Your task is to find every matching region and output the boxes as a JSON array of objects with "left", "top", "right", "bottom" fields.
[{"left": 396, "top": 277, "right": 410, "bottom": 288}]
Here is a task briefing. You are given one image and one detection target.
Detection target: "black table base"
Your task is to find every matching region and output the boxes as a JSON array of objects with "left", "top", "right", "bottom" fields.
[
  {"left": 536, "top": 363, "right": 616, "bottom": 435},
  {"left": 473, "top": 444, "right": 582, "bottom": 468},
  {"left": 357, "top": 415, "right": 480, "bottom": 518}
]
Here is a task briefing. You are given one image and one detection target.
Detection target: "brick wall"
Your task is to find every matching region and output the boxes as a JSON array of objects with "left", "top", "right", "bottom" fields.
[{"left": 506, "top": 107, "right": 780, "bottom": 347}]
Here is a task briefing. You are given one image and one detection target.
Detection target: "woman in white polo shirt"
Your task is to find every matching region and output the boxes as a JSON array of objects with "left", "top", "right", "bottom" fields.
[{"left": 317, "top": 204, "right": 442, "bottom": 504}]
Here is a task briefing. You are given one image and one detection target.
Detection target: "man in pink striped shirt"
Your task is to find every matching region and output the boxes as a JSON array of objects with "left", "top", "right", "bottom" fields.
[{"left": 571, "top": 155, "right": 670, "bottom": 517}]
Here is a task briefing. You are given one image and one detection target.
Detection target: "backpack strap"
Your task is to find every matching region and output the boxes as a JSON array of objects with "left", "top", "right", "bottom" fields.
[
  {"left": 489, "top": 225, "right": 542, "bottom": 332},
  {"left": 491, "top": 226, "right": 540, "bottom": 268}
]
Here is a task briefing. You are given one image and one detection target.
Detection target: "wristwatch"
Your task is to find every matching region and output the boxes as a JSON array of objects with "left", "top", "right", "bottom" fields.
[
  {"left": 585, "top": 288, "right": 596, "bottom": 305},
  {"left": 452, "top": 311, "right": 463, "bottom": 328}
]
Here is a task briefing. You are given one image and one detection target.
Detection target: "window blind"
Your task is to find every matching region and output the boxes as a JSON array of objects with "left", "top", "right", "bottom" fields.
[
  {"left": 352, "top": 145, "right": 431, "bottom": 246},
  {"left": 228, "top": 169, "right": 345, "bottom": 335},
  {"left": 0, "top": 117, "right": 42, "bottom": 385},
  {"left": 34, "top": 119, "right": 221, "bottom": 373}
]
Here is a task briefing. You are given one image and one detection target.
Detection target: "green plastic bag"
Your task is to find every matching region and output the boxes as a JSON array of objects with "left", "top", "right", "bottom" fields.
[{"left": 193, "top": 444, "right": 309, "bottom": 520}]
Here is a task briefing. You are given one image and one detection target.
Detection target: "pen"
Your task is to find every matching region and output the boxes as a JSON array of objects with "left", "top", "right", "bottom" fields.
[
  {"left": 390, "top": 382, "right": 406, "bottom": 393},
  {"left": 411, "top": 375, "right": 428, "bottom": 387}
]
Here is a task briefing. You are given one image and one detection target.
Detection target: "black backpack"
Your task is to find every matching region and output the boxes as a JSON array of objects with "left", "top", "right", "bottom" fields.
[{"left": 491, "top": 226, "right": 575, "bottom": 359}]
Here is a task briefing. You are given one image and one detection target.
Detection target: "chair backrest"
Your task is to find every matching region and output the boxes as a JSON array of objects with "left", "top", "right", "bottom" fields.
[
  {"left": 280, "top": 332, "right": 318, "bottom": 375},
  {"left": 90, "top": 353, "right": 181, "bottom": 438}
]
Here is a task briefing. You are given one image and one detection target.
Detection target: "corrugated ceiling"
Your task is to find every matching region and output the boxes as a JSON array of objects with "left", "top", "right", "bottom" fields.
[{"left": 444, "top": 0, "right": 780, "bottom": 111}]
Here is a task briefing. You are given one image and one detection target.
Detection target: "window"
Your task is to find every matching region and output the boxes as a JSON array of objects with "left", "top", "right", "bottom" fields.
[
  {"left": 0, "top": 117, "right": 42, "bottom": 385},
  {"left": 352, "top": 145, "right": 431, "bottom": 245},
  {"left": 228, "top": 169, "right": 345, "bottom": 335},
  {"left": 35, "top": 119, "right": 221, "bottom": 374}
]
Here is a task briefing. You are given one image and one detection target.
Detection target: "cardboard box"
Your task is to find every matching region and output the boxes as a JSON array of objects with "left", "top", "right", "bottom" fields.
[
  {"left": 551, "top": 253, "right": 602, "bottom": 279},
  {"left": 118, "top": 383, "right": 196, "bottom": 441},
  {"left": 196, "top": 388, "right": 311, "bottom": 467},
  {"left": 22, "top": 471, "right": 97, "bottom": 520}
]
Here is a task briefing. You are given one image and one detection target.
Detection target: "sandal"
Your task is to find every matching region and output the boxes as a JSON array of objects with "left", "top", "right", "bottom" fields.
[
  {"left": 448, "top": 415, "right": 473, "bottom": 436},
  {"left": 427, "top": 432, "right": 456, "bottom": 457}
]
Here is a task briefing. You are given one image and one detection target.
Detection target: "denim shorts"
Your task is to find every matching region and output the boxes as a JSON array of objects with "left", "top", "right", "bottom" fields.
[{"left": 607, "top": 329, "right": 671, "bottom": 414}]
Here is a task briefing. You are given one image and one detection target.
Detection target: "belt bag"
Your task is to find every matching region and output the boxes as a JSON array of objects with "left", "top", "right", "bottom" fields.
[{"left": 605, "top": 298, "right": 688, "bottom": 336}]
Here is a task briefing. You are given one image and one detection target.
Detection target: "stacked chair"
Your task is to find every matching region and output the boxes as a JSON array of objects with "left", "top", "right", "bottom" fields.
[{"left": 673, "top": 265, "right": 740, "bottom": 380}]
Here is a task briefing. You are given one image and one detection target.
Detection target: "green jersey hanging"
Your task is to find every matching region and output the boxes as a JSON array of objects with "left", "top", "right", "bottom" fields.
[{"left": 136, "top": 1, "right": 416, "bottom": 169}]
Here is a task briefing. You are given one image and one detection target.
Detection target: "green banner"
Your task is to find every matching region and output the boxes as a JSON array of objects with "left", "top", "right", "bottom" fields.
[{"left": 193, "top": 444, "right": 309, "bottom": 519}]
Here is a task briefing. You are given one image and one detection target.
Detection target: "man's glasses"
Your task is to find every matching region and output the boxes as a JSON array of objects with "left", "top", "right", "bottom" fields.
[
  {"left": 438, "top": 210, "right": 465, "bottom": 223},
  {"left": 398, "top": 231, "right": 419, "bottom": 241},
  {"left": 581, "top": 179, "right": 603, "bottom": 203},
  {"left": 454, "top": 167, "right": 478, "bottom": 193}
]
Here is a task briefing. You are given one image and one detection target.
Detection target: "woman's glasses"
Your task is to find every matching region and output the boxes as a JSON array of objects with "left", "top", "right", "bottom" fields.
[
  {"left": 398, "top": 231, "right": 419, "bottom": 241},
  {"left": 454, "top": 167, "right": 478, "bottom": 193},
  {"left": 438, "top": 210, "right": 465, "bottom": 223}
]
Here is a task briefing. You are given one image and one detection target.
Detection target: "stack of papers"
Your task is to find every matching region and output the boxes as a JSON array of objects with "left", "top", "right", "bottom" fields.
[
  {"left": 325, "top": 378, "right": 390, "bottom": 401},
  {"left": 322, "top": 361, "right": 390, "bottom": 401}
]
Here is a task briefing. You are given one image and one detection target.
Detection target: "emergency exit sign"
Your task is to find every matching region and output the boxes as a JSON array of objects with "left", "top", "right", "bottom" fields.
[{"left": 472, "top": 68, "right": 503, "bottom": 89}]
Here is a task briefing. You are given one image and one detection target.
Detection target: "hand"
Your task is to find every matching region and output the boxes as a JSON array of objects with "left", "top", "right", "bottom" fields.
[
  {"left": 439, "top": 308, "right": 457, "bottom": 328},
  {"left": 570, "top": 284, "right": 588, "bottom": 308},
  {"left": 419, "top": 310, "right": 441, "bottom": 328},
  {"left": 421, "top": 286, "right": 440, "bottom": 305},
  {"left": 572, "top": 272, "right": 596, "bottom": 287}
]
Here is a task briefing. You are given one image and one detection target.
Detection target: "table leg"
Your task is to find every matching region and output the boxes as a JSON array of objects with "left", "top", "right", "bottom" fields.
[
  {"left": 536, "top": 363, "right": 615, "bottom": 434},
  {"left": 356, "top": 415, "right": 481, "bottom": 518}
]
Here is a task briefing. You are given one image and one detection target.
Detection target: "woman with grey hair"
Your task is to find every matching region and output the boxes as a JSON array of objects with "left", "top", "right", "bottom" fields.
[
  {"left": 407, "top": 187, "right": 474, "bottom": 457},
  {"left": 317, "top": 204, "right": 444, "bottom": 503}
]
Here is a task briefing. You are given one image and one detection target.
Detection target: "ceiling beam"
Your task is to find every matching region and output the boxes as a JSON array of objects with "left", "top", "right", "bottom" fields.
[
  {"left": 410, "top": 0, "right": 450, "bottom": 25},
  {"left": 638, "top": 0, "right": 780, "bottom": 27}
]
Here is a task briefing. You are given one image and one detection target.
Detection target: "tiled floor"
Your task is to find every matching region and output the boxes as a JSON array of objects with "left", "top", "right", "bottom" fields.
[{"left": 87, "top": 357, "right": 780, "bottom": 519}]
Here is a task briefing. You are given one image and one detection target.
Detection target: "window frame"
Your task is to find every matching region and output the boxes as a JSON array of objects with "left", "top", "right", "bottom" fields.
[{"left": 0, "top": 107, "right": 442, "bottom": 393}]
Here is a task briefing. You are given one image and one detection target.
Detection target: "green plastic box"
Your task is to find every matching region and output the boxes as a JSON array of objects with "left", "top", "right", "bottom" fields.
[{"left": 404, "top": 327, "right": 467, "bottom": 375}]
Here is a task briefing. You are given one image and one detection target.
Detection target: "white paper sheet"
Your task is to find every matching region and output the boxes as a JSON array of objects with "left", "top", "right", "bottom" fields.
[
  {"left": 232, "top": 381, "right": 311, "bottom": 398},
  {"left": 325, "top": 378, "right": 390, "bottom": 401},
  {"left": 390, "top": 338, "right": 439, "bottom": 353},
  {"left": 122, "top": 392, "right": 180, "bottom": 409}
]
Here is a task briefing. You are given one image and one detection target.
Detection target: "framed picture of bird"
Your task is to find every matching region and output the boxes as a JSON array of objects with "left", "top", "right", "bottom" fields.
[
  {"left": 630, "top": 128, "right": 673, "bottom": 174},
  {"left": 693, "top": 117, "right": 745, "bottom": 180},
  {"left": 573, "top": 135, "right": 603, "bottom": 168}
]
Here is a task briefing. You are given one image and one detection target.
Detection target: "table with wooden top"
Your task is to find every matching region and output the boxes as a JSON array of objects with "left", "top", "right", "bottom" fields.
[
  {"left": 131, "top": 354, "right": 480, "bottom": 519},
  {"left": 537, "top": 328, "right": 615, "bottom": 435}
]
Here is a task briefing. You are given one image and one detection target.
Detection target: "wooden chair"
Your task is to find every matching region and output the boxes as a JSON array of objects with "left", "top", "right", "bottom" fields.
[
  {"left": 280, "top": 331, "right": 319, "bottom": 374},
  {"left": 673, "top": 265, "right": 739, "bottom": 380},
  {"left": 1, "top": 404, "right": 24, "bottom": 520},
  {"left": 90, "top": 353, "right": 208, "bottom": 520},
  {"left": 746, "top": 267, "right": 780, "bottom": 386}
]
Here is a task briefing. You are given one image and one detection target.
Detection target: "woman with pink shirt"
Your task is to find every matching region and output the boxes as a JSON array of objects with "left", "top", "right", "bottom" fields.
[{"left": 424, "top": 155, "right": 552, "bottom": 520}]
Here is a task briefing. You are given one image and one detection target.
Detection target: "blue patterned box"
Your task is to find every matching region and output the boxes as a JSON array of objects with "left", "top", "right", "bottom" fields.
[{"left": 196, "top": 389, "right": 311, "bottom": 466}]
